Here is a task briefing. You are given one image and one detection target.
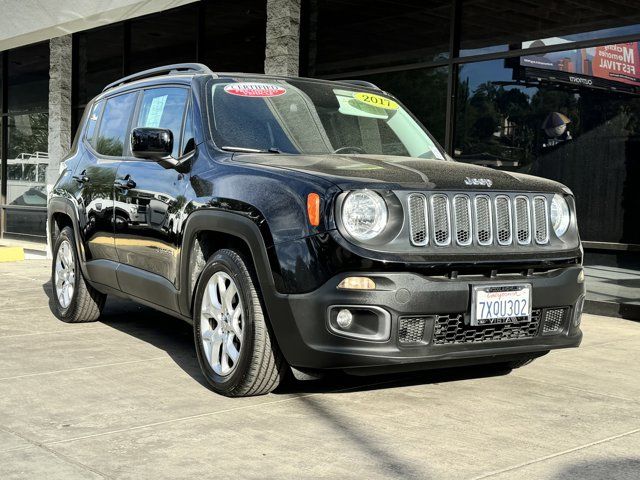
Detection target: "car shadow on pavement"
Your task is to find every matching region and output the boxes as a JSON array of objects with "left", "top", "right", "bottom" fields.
[
  {"left": 42, "top": 280, "right": 514, "bottom": 395},
  {"left": 550, "top": 458, "right": 640, "bottom": 479}
]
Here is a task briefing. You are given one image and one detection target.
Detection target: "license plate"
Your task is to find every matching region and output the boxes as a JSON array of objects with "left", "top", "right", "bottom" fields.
[{"left": 471, "top": 284, "right": 531, "bottom": 326}]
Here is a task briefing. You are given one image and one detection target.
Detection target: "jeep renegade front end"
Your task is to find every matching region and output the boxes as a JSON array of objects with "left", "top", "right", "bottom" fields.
[{"left": 48, "top": 64, "right": 583, "bottom": 396}]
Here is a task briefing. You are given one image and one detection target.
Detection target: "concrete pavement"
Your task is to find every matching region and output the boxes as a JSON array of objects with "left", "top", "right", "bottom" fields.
[{"left": 1, "top": 260, "right": 639, "bottom": 479}]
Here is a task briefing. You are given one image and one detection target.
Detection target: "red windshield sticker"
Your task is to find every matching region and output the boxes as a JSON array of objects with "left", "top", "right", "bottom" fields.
[{"left": 224, "top": 83, "right": 286, "bottom": 97}]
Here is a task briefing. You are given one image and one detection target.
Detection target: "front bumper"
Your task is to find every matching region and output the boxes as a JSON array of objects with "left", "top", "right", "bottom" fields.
[{"left": 269, "top": 266, "right": 584, "bottom": 373}]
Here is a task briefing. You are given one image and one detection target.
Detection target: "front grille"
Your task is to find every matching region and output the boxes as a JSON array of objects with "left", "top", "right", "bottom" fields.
[
  {"left": 542, "top": 307, "right": 569, "bottom": 333},
  {"left": 430, "top": 194, "right": 451, "bottom": 246},
  {"left": 533, "top": 196, "right": 549, "bottom": 244},
  {"left": 474, "top": 195, "right": 493, "bottom": 245},
  {"left": 408, "top": 193, "right": 551, "bottom": 248},
  {"left": 398, "top": 317, "right": 427, "bottom": 344},
  {"left": 408, "top": 194, "right": 428, "bottom": 246},
  {"left": 514, "top": 196, "right": 531, "bottom": 245},
  {"left": 433, "top": 310, "right": 541, "bottom": 345},
  {"left": 453, "top": 195, "right": 472, "bottom": 246}
]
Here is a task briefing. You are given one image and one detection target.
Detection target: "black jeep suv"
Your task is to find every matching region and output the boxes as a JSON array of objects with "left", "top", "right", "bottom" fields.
[{"left": 48, "top": 64, "right": 584, "bottom": 397}]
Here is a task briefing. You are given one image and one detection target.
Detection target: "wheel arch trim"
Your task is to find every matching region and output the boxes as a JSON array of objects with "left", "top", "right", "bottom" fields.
[
  {"left": 178, "top": 209, "right": 281, "bottom": 318},
  {"left": 48, "top": 196, "right": 91, "bottom": 279}
]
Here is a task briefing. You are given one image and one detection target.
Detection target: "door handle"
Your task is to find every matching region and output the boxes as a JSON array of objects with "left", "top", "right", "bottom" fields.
[{"left": 114, "top": 176, "right": 136, "bottom": 190}]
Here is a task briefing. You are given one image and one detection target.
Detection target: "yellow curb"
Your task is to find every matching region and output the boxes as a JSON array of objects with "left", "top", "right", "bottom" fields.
[{"left": 0, "top": 247, "right": 25, "bottom": 262}]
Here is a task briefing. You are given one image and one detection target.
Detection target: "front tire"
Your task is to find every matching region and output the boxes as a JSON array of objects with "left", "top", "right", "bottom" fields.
[
  {"left": 51, "top": 226, "right": 106, "bottom": 322},
  {"left": 193, "top": 249, "right": 286, "bottom": 397}
]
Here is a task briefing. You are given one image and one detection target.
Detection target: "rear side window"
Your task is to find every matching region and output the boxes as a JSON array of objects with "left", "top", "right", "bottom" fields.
[
  {"left": 95, "top": 92, "right": 138, "bottom": 157},
  {"left": 84, "top": 100, "right": 104, "bottom": 144},
  {"left": 135, "top": 87, "right": 188, "bottom": 158}
]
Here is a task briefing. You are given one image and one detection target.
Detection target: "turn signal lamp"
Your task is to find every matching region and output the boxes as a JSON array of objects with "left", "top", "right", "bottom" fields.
[
  {"left": 307, "top": 192, "right": 320, "bottom": 227},
  {"left": 337, "top": 276, "right": 376, "bottom": 290}
]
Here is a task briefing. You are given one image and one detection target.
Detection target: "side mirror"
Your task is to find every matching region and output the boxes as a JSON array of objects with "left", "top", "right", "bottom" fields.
[{"left": 131, "top": 127, "right": 173, "bottom": 161}]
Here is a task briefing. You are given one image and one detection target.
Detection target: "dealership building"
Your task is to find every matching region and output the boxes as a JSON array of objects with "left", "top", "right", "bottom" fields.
[{"left": 0, "top": 0, "right": 638, "bottom": 317}]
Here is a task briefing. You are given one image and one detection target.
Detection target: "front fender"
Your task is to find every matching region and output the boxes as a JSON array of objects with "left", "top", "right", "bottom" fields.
[{"left": 177, "top": 209, "right": 282, "bottom": 317}]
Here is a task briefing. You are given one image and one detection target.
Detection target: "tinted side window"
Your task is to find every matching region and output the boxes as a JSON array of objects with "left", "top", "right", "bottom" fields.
[
  {"left": 135, "top": 87, "right": 188, "bottom": 158},
  {"left": 84, "top": 100, "right": 104, "bottom": 145},
  {"left": 95, "top": 92, "right": 138, "bottom": 156}
]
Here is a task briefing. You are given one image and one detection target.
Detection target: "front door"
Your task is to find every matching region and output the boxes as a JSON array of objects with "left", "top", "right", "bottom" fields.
[
  {"left": 114, "top": 86, "right": 191, "bottom": 286},
  {"left": 76, "top": 92, "right": 138, "bottom": 263}
]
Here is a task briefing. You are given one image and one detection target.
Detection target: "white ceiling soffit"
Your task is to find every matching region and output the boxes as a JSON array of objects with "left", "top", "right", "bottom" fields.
[{"left": 0, "top": 0, "right": 199, "bottom": 51}]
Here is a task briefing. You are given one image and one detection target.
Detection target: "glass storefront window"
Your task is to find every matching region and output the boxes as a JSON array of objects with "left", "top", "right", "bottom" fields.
[
  {"left": 358, "top": 66, "right": 449, "bottom": 146},
  {"left": 454, "top": 49, "right": 640, "bottom": 244},
  {"left": 129, "top": 4, "right": 197, "bottom": 72},
  {"left": 2, "top": 42, "right": 49, "bottom": 241},
  {"left": 460, "top": 0, "right": 640, "bottom": 57},
  {"left": 302, "top": 0, "right": 450, "bottom": 76},
  {"left": 7, "top": 42, "right": 49, "bottom": 113},
  {"left": 74, "top": 24, "right": 124, "bottom": 107},
  {"left": 5, "top": 113, "right": 49, "bottom": 238},
  {"left": 202, "top": 0, "right": 266, "bottom": 73}
]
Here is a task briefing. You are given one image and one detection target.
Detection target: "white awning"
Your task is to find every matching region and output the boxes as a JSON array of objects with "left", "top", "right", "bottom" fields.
[{"left": 0, "top": 0, "right": 199, "bottom": 50}]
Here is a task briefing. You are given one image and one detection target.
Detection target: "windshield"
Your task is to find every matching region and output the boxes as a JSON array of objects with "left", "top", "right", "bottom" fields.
[{"left": 208, "top": 78, "right": 444, "bottom": 160}]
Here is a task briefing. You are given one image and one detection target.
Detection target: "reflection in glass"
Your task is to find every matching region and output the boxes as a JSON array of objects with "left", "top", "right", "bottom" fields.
[
  {"left": 210, "top": 78, "right": 444, "bottom": 159},
  {"left": 7, "top": 42, "right": 49, "bottom": 113},
  {"left": 129, "top": 5, "right": 197, "bottom": 72},
  {"left": 202, "top": 0, "right": 266, "bottom": 73},
  {"left": 135, "top": 88, "right": 188, "bottom": 158},
  {"left": 454, "top": 54, "right": 640, "bottom": 244},
  {"left": 358, "top": 67, "right": 449, "bottom": 146},
  {"left": 75, "top": 24, "right": 124, "bottom": 106},
  {"left": 95, "top": 93, "right": 138, "bottom": 156},
  {"left": 460, "top": 0, "right": 640, "bottom": 57},
  {"left": 5, "top": 113, "right": 49, "bottom": 238},
  {"left": 302, "top": 0, "right": 450, "bottom": 76}
]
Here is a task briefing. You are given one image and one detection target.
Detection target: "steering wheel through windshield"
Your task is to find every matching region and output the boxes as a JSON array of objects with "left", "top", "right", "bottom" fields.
[{"left": 333, "top": 146, "right": 366, "bottom": 154}]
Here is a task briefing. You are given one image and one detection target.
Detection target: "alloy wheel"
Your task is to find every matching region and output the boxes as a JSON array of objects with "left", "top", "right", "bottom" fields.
[
  {"left": 200, "top": 271, "right": 244, "bottom": 376},
  {"left": 55, "top": 240, "right": 76, "bottom": 309}
]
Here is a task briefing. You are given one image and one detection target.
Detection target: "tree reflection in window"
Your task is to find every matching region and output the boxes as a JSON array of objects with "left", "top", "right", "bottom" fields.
[{"left": 94, "top": 92, "right": 137, "bottom": 157}]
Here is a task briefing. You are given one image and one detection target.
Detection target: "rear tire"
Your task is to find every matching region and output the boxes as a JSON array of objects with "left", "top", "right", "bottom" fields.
[
  {"left": 193, "top": 249, "right": 286, "bottom": 397},
  {"left": 51, "top": 226, "right": 106, "bottom": 323}
]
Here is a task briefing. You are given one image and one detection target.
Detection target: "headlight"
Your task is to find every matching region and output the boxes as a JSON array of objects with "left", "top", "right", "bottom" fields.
[
  {"left": 550, "top": 194, "right": 570, "bottom": 237},
  {"left": 342, "top": 190, "right": 388, "bottom": 241}
]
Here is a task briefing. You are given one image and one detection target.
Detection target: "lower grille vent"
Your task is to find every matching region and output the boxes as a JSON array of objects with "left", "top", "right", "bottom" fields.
[
  {"left": 542, "top": 307, "right": 569, "bottom": 333},
  {"left": 398, "top": 317, "right": 427, "bottom": 344},
  {"left": 433, "top": 310, "right": 541, "bottom": 345}
]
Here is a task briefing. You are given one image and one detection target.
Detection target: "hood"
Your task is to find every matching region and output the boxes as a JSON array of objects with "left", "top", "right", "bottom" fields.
[{"left": 231, "top": 153, "right": 567, "bottom": 193}]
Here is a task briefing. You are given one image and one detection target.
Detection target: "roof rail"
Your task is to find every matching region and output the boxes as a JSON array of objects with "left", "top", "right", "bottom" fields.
[
  {"left": 339, "top": 79, "right": 382, "bottom": 90},
  {"left": 102, "top": 63, "right": 214, "bottom": 92}
]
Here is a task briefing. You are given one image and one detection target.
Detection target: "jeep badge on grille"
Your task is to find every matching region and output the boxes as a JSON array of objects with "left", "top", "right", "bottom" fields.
[{"left": 464, "top": 177, "right": 493, "bottom": 187}]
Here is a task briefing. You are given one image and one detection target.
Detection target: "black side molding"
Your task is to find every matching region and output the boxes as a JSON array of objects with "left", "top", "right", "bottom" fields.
[{"left": 177, "top": 209, "right": 279, "bottom": 319}]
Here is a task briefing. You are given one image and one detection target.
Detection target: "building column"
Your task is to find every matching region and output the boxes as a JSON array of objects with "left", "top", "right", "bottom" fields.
[
  {"left": 46, "top": 34, "right": 72, "bottom": 254},
  {"left": 47, "top": 35, "right": 72, "bottom": 188},
  {"left": 264, "top": 0, "right": 301, "bottom": 76}
]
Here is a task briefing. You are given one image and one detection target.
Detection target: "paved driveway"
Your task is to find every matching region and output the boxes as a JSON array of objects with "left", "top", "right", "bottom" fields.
[{"left": 1, "top": 260, "right": 639, "bottom": 479}]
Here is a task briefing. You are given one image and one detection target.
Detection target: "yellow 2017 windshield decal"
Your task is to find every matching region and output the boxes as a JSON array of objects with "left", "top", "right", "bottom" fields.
[{"left": 353, "top": 92, "right": 398, "bottom": 110}]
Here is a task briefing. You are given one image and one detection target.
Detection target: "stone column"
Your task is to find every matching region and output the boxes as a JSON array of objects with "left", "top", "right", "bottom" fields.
[
  {"left": 264, "top": 0, "right": 301, "bottom": 76},
  {"left": 46, "top": 35, "right": 72, "bottom": 255},
  {"left": 47, "top": 35, "right": 72, "bottom": 189}
]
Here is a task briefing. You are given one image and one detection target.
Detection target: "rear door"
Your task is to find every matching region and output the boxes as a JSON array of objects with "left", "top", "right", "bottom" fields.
[
  {"left": 76, "top": 92, "right": 138, "bottom": 264},
  {"left": 114, "top": 86, "right": 191, "bottom": 286}
]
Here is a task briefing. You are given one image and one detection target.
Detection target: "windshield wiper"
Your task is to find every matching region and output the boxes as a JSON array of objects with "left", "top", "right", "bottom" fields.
[{"left": 221, "top": 146, "right": 282, "bottom": 154}]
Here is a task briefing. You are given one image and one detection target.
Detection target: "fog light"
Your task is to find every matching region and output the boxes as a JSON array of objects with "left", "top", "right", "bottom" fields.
[
  {"left": 577, "top": 269, "right": 585, "bottom": 283},
  {"left": 337, "top": 276, "right": 376, "bottom": 290},
  {"left": 336, "top": 309, "right": 353, "bottom": 329}
]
